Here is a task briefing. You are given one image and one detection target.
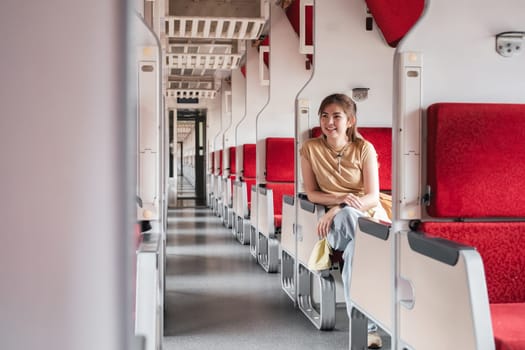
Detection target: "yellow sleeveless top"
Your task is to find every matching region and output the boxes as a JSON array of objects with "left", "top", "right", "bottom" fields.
[{"left": 300, "top": 136, "right": 377, "bottom": 209}]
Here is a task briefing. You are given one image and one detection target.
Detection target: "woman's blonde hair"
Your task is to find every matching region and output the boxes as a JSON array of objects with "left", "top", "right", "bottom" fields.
[{"left": 318, "top": 93, "right": 362, "bottom": 143}]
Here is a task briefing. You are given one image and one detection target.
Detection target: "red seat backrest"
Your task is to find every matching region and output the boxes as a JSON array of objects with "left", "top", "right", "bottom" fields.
[
  {"left": 311, "top": 126, "right": 322, "bottom": 138},
  {"left": 228, "top": 146, "right": 236, "bottom": 175},
  {"left": 426, "top": 103, "right": 525, "bottom": 218},
  {"left": 360, "top": 128, "right": 392, "bottom": 191},
  {"left": 217, "top": 150, "right": 223, "bottom": 176},
  {"left": 266, "top": 137, "right": 295, "bottom": 182},
  {"left": 242, "top": 144, "right": 256, "bottom": 179},
  {"left": 210, "top": 151, "right": 215, "bottom": 173}
]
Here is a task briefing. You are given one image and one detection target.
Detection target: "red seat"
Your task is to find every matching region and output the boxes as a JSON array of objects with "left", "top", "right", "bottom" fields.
[
  {"left": 217, "top": 149, "right": 223, "bottom": 176},
  {"left": 241, "top": 144, "right": 256, "bottom": 213},
  {"left": 421, "top": 103, "right": 525, "bottom": 350},
  {"left": 228, "top": 146, "right": 236, "bottom": 175},
  {"left": 265, "top": 138, "right": 295, "bottom": 231},
  {"left": 227, "top": 146, "right": 237, "bottom": 203},
  {"left": 491, "top": 303, "right": 525, "bottom": 350}
]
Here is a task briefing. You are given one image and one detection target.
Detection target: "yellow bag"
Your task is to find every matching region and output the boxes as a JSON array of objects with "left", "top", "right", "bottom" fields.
[
  {"left": 379, "top": 192, "right": 393, "bottom": 220},
  {"left": 308, "top": 238, "right": 332, "bottom": 271}
]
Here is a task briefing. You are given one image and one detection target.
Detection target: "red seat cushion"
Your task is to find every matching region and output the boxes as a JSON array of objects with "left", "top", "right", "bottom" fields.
[
  {"left": 421, "top": 222, "right": 525, "bottom": 304},
  {"left": 266, "top": 183, "right": 295, "bottom": 225},
  {"left": 490, "top": 303, "right": 525, "bottom": 350}
]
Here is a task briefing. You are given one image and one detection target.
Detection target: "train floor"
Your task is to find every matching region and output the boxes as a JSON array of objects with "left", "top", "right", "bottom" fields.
[{"left": 163, "top": 205, "right": 350, "bottom": 349}]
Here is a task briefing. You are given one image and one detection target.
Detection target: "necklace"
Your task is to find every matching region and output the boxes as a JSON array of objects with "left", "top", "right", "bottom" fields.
[{"left": 326, "top": 140, "right": 350, "bottom": 174}]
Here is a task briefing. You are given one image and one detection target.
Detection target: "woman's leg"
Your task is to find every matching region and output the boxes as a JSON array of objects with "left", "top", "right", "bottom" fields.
[
  {"left": 326, "top": 207, "right": 364, "bottom": 317},
  {"left": 326, "top": 207, "right": 379, "bottom": 335}
]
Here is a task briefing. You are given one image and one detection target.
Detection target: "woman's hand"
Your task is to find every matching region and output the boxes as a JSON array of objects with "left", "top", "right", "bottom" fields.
[
  {"left": 317, "top": 207, "right": 338, "bottom": 238},
  {"left": 339, "top": 193, "right": 363, "bottom": 210}
]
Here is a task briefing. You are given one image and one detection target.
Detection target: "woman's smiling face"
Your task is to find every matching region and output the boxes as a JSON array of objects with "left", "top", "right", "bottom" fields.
[{"left": 320, "top": 103, "right": 352, "bottom": 142}]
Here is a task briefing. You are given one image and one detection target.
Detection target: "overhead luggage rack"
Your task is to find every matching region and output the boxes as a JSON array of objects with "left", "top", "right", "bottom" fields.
[
  {"left": 166, "top": 53, "right": 243, "bottom": 70},
  {"left": 166, "top": 89, "right": 217, "bottom": 99},
  {"left": 165, "top": 16, "right": 265, "bottom": 40}
]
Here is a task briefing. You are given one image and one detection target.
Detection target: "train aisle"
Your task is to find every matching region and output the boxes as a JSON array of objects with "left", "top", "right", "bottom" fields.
[{"left": 163, "top": 206, "right": 349, "bottom": 349}]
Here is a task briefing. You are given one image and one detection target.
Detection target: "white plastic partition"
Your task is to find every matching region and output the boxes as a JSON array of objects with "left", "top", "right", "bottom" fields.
[
  {"left": 134, "top": 13, "right": 166, "bottom": 350},
  {"left": 135, "top": 235, "right": 163, "bottom": 350},
  {"left": 0, "top": 1, "right": 133, "bottom": 349},
  {"left": 137, "top": 17, "right": 163, "bottom": 229}
]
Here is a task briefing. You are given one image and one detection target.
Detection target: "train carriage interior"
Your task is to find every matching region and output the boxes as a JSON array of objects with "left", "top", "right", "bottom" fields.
[{"left": 2, "top": 0, "right": 525, "bottom": 349}]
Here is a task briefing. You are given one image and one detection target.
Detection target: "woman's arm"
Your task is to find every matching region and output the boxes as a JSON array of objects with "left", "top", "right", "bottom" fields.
[
  {"left": 345, "top": 148, "right": 380, "bottom": 211},
  {"left": 301, "top": 153, "right": 346, "bottom": 237}
]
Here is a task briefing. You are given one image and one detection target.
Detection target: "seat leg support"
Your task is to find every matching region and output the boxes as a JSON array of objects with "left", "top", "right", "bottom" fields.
[
  {"left": 350, "top": 307, "right": 368, "bottom": 350},
  {"left": 225, "top": 207, "right": 233, "bottom": 229},
  {"left": 297, "top": 263, "right": 336, "bottom": 330},
  {"left": 249, "top": 225, "right": 258, "bottom": 258},
  {"left": 258, "top": 233, "right": 279, "bottom": 273},
  {"left": 281, "top": 250, "right": 295, "bottom": 302},
  {"left": 235, "top": 216, "right": 250, "bottom": 245}
]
